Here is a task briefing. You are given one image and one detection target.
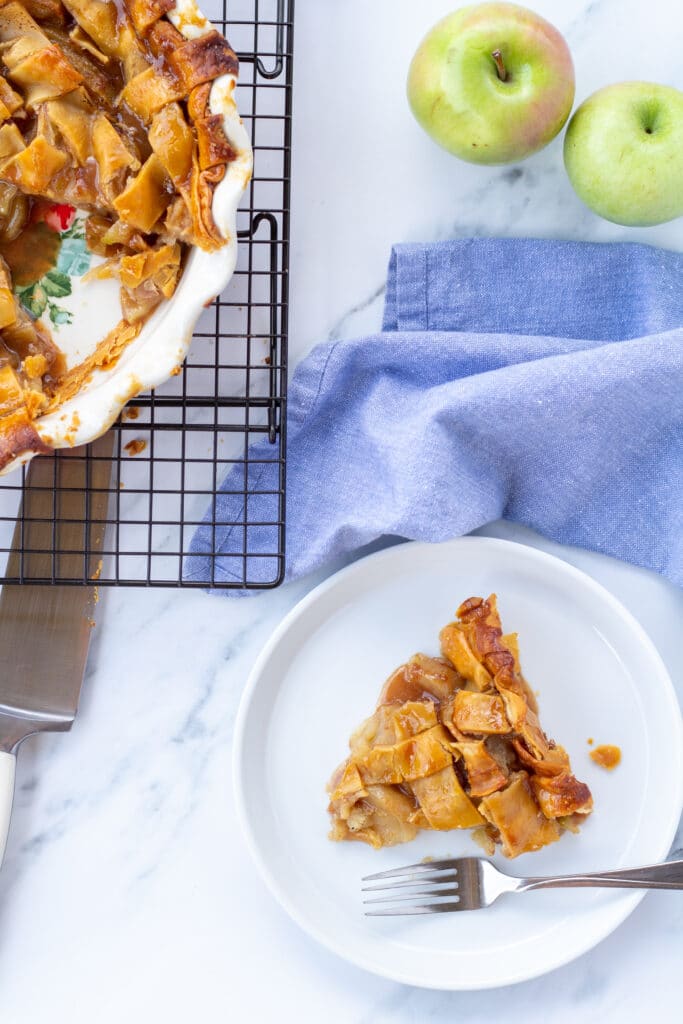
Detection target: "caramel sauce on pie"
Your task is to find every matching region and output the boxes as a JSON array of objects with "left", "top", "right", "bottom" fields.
[
  {"left": 0, "top": 220, "right": 60, "bottom": 287},
  {"left": 328, "top": 595, "right": 594, "bottom": 858}
]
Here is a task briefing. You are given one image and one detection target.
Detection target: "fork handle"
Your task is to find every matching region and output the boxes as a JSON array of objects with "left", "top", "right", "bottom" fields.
[{"left": 520, "top": 859, "right": 683, "bottom": 892}]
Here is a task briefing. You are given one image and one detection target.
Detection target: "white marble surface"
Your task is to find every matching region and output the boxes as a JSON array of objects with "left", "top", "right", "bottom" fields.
[{"left": 1, "top": 0, "right": 682, "bottom": 1020}]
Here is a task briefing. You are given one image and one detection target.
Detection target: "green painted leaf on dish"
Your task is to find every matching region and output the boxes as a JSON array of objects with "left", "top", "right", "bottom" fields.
[
  {"left": 48, "top": 302, "right": 72, "bottom": 326},
  {"left": 18, "top": 283, "right": 48, "bottom": 318},
  {"left": 61, "top": 218, "right": 85, "bottom": 241},
  {"left": 42, "top": 269, "right": 72, "bottom": 297}
]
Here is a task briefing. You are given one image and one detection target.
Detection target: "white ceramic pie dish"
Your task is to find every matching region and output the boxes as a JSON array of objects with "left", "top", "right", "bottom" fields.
[
  {"left": 234, "top": 537, "right": 683, "bottom": 990},
  {"left": 1, "top": 0, "right": 252, "bottom": 475}
]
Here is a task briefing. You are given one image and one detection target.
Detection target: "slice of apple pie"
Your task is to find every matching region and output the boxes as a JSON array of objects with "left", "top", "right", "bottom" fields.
[
  {"left": 327, "top": 595, "right": 593, "bottom": 857},
  {"left": 0, "top": 0, "right": 247, "bottom": 467}
]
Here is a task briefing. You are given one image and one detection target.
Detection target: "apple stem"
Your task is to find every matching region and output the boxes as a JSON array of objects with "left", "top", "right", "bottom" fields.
[{"left": 491, "top": 49, "right": 508, "bottom": 82}]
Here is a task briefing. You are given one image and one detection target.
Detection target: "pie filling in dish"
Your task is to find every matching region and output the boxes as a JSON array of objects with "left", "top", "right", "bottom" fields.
[
  {"left": 327, "top": 595, "right": 593, "bottom": 858},
  {"left": 0, "top": 0, "right": 245, "bottom": 467}
]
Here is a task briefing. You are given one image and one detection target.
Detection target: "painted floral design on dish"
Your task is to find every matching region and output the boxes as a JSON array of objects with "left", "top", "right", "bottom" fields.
[{"left": 11, "top": 204, "right": 91, "bottom": 330}]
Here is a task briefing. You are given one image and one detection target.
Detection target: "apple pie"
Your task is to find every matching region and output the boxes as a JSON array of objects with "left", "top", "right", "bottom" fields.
[
  {"left": 0, "top": 0, "right": 247, "bottom": 468},
  {"left": 327, "top": 595, "right": 593, "bottom": 857}
]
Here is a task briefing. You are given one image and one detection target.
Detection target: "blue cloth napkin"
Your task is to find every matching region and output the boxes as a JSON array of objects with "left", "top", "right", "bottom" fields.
[{"left": 186, "top": 239, "right": 683, "bottom": 590}]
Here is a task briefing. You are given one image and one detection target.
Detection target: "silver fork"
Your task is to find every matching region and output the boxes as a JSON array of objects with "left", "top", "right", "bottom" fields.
[{"left": 362, "top": 856, "right": 683, "bottom": 915}]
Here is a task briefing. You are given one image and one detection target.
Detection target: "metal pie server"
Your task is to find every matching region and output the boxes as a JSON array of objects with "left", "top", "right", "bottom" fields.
[{"left": 0, "top": 434, "right": 112, "bottom": 865}]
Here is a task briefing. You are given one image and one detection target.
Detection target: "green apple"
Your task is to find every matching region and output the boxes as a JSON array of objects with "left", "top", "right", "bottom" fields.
[
  {"left": 407, "top": 2, "right": 575, "bottom": 165},
  {"left": 564, "top": 82, "right": 683, "bottom": 226}
]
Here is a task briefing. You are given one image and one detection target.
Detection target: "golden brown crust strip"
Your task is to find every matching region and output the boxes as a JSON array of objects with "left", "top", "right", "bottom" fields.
[
  {"left": 0, "top": 415, "right": 52, "bottom": 469},
  {"left": 168, "top": 30, "right": 239, "bottom": 90}
]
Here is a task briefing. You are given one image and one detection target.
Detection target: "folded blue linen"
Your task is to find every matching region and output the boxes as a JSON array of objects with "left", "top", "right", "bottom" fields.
[{"left": 186, "top": 239, "right": 683, "bottom": 590}]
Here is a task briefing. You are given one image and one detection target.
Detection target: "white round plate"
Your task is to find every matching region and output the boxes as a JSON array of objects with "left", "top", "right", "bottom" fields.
[{"left": 233, "top": 538, "right": 683, "bottom": 990}]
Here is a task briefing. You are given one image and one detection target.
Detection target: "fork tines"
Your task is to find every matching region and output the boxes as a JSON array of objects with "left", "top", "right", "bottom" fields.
[
  {"left": 362, "top": 857, "right": 461, "bottom": 882},
  {"left": 362, "top": 859, "right": 465, "bottom": 916}
]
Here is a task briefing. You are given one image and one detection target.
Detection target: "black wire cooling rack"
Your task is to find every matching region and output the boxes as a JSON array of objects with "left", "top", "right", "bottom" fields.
[{"left": 0, "top": 0, "right": 292, "bottom": 589}]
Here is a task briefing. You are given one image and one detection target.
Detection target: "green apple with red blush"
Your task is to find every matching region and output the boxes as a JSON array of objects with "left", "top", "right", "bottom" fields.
[{"left": 407, "top": 2, "right": 575, "bottom": 165}]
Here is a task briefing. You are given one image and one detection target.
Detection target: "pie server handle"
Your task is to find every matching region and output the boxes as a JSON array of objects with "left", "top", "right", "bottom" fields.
[{"left": 0, "top": 750, "right": 16, "bottom": 867}]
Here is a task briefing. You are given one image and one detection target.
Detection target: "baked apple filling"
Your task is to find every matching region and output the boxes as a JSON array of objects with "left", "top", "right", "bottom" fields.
[
  {"left": 327, "top": 595, "right": 593, "bottom": 857},
  {"left": 0, "top": 0, "right": 241, "bottom": 465}
]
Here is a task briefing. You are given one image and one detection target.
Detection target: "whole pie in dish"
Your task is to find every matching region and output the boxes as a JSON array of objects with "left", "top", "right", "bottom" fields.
[
  {"left": 327, "top": 595, "right": 593, "bottom": 857},
  {"left": 0, "top": 0, "right": 249, "bottom": 470}
]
